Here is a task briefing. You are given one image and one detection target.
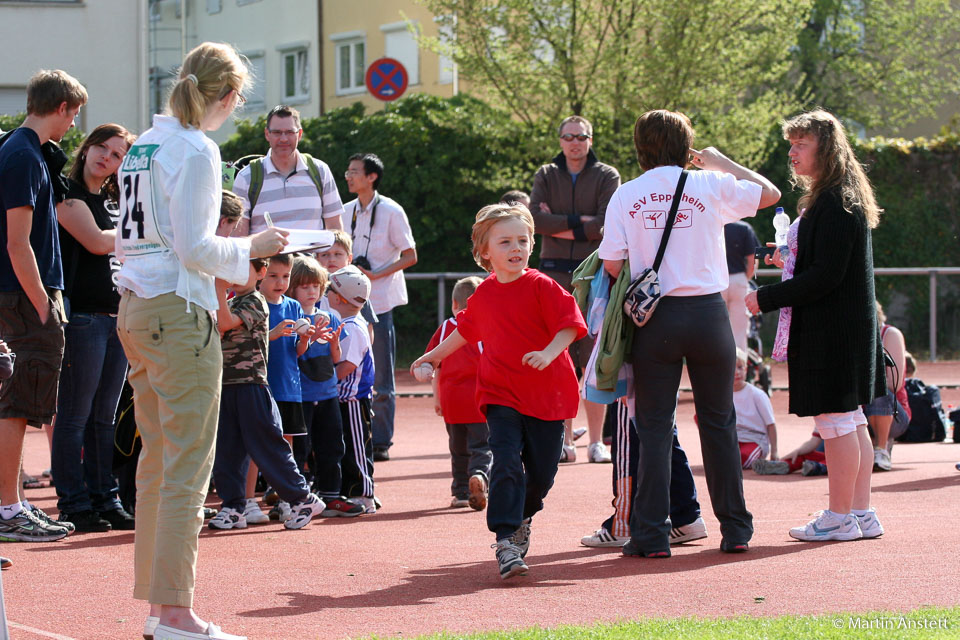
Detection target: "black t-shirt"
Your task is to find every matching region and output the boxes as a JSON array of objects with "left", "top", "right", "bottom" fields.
[
  {"left": 724, "top": 220, "right": 760, "bottom": 275},
  {"left": 59, "top": 179, "right": 121, "bottom": 314},
  {"left": 0, "top": 128, "right": 63, "bottom": 291}
]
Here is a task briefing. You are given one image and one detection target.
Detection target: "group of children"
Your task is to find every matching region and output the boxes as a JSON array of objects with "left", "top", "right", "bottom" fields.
[{"left": 206, "top": 193, "right": 379, "bottom": 532}]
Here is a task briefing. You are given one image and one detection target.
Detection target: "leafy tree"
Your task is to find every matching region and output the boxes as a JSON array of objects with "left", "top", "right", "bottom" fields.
[
  {"left": 417, "top": 0, "right": 809, "bottom": 166},
  {"left": 793, "top": 0, "right": 960, "bottom": 133}
]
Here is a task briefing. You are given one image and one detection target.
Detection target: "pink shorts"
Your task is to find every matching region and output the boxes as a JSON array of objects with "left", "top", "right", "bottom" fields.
[{"left": 813, "top": 408, "right": 867, "bottom": 439}]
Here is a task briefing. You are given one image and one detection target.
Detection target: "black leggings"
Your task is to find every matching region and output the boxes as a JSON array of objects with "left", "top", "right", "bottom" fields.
[{"left": 629, "top": 293, "right": 753, "bottom": 551}]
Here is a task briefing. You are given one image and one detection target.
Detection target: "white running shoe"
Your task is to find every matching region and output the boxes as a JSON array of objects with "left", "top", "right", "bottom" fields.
[
  {"left": 587, "top": 441, "right": 612, "bottom": 463},
  {"left": 873, "top": 447, "right": 892, "bottom": 472},
  {"left": 143, "top": 615, "right": 159, "bottom": 639},
  {"left": 450, "top": 496, "right": 470, "bottom": 508},
  {"left": 153, "top": 621, "right": 246, "bottom": 640},
  {"left": 356, "top": 496, "right": 377, "bottom": 514},
  {"left": 208, "top": 508, "right": 247, "bottom": 530},
  {"left": 789, "top": 510, "right": 862, "bottom": 541},
  {"left": 284, "top": 493, "right": 325, "bottom": 530},
  {"left": 855, "top": 508, "right": 884, "bottom": 538},
  {"left": 268, "top": 500, "right": 292, "bottom": 522},
  {"left": 580, "top": 527, "right": 629, "bottom": 548},
  {"left": 242, "top": 498, "right": 269, "bottom": 524},
  {"left": 670, "top": 517, "right": 708, "bottom": 544}
]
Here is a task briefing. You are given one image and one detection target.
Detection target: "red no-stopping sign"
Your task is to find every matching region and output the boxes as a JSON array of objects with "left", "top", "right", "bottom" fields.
[{"left": 365, "top": 58, "right": 409, "bottom": 102}]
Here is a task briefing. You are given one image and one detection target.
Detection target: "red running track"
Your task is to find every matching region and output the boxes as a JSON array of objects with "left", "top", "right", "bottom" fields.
[{"left": 4, "top": 363, "right": 960, "bottom": 639}]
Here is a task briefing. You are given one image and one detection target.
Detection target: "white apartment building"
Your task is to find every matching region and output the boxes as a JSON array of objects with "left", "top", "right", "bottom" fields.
[{"left": 0, "top": 0, "right": 150, "bottom": 135}]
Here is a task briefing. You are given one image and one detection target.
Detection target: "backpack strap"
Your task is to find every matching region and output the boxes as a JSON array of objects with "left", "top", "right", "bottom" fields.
[
  {"left": 247, "top": 157, "right": 264, "bottom": 212},
  {"left": 300, "top": 153, "right": 328, "bottom": 229}
]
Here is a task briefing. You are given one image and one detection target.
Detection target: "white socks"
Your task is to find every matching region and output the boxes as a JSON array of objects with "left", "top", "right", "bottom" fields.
[{"left": 0, "top": 502, "right": 24, "bottom": 520}]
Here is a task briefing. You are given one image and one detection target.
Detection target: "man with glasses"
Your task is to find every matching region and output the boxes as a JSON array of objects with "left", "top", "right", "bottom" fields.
[
  {"left": 530, "top": 115, "right": 621, "bottom": 463},
  {"left": 344, "top": 153, "right": 417, "bottom": 462},
  {"left": 234, "top": 105, "right": 344, "bottom": 234}
]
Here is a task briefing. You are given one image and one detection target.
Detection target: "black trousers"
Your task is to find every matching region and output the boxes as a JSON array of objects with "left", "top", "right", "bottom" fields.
[
  {"left": 303, "top": 397, "right": 346, "bottom": 499},
  {"left": 629, "top": 293, "right": 753, "bottom": 552},
  {"left": 485, "top": 405, "right": 564, "bottom": 540}
]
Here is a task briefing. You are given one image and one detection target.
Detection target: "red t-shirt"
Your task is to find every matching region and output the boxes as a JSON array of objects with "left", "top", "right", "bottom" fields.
[
  {"left": 426, "top": 317, "right": 484, "bottom": 424},
  {"left": 455, "top": 269, "right": 587, "bottom": 422}
]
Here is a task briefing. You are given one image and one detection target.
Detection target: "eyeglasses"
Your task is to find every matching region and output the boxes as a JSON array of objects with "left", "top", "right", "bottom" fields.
[
  {"left": 267, "top": 128, "right": 300, "bottom": 138},
  {"left": 236, "top": 91, "right": 246, "bottom": 105},
  {"left": 344, "top": 169, "right": 364, "bottom": 177},
  {"left": 560, "top": 133, "right": 591, "bottom": 142}
]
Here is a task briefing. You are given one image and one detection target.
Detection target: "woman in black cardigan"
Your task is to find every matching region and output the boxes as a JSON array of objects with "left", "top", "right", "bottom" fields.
[{"left": 746, "top": 110, "right": 886, "bottom": 542}]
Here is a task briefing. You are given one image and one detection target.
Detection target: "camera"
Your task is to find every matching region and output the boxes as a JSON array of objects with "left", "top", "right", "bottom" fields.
[{"left": 353, "top": 255, "right": 372, "bottom": 271}]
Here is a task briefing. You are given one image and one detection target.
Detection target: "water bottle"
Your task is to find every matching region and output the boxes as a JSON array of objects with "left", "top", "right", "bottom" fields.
[{"left": 773, "top": 207, "right": 790, "bottom": 255}]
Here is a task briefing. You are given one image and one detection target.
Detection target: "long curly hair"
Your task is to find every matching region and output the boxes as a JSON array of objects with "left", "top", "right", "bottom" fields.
[
  {"left": 782, "top": 109, "right": 881, "bottom": 229},
  {"left": 68, "top": 123, "right": 136, "bottom": 202}
]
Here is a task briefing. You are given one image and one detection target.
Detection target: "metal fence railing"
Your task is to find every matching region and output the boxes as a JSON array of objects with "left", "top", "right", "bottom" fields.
[{"left": 408, "top": 267, "right": 960, "bottom": 360}]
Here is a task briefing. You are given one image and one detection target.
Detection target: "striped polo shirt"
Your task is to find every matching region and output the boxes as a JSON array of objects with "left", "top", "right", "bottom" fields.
[{"left": 234, "top": 149, "right": 345, "bottom": 232}]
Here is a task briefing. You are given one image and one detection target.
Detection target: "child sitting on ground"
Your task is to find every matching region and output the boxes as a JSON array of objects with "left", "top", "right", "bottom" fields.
[
  {"left": 730, "top": 348, "right": 778, "bottom": 469},
  {"left": 289, "top": 255, "right": 364, "bottom": 517},
  {"left": 209, "top": 258, "right": 326, "bottom": 530},
  {"left": 326, "top": 265, "right": 378, "bottom": 513},
  {"left": 412, "top": 203, "right": 587, "bottom": 580},
  {"left": 424, "top": 276, "right": 491, "bottom": 511},
  {"left": 753, "top": 431, "right": 828, "bottom": 476}
]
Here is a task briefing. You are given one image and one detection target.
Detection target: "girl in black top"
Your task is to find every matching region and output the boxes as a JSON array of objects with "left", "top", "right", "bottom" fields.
[
  {"left": 51, "top": 124, "right": 137, "bottom": 532},
  {"left": 747, "top": 110, "right": 886, "bottom": 542}
]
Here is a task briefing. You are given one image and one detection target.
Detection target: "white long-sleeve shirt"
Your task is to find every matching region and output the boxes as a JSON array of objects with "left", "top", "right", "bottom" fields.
[{"left": 116, "top": 115, "right": 250, "bottom": 311}]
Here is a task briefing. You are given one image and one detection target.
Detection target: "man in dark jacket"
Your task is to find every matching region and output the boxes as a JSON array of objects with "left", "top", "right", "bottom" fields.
[{"left": 530, "top": 115, "right": 621, "bottom": 463}]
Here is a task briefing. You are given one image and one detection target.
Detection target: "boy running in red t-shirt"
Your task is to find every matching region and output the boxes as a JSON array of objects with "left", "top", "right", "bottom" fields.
[
  {"left": 425, "top": 276, "right": 490, "bottom": 510},
  {"left": 412, "top": 204, "right": 587, "bottom": 580}
]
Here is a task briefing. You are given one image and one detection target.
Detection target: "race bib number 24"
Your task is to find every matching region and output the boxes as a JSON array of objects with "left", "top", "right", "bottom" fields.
[{"left": 118, "top": 144, "right": 165, "bottom": 255}]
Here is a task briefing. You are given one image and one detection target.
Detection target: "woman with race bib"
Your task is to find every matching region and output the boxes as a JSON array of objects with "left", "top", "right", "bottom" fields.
[{"left": 116, "top": 43, "right": 287, "bottom": 640}]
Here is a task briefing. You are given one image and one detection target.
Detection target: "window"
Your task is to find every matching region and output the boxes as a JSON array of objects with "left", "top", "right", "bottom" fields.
[
  {"left": 277, "top": 43, "right": 310, "bottom": 103},
  {"left": 241, "top": 51, "right": 266, "bottom": 112},
  {"left": 332, "top": 32, "right": 366, "bottom": 95},
  {"left": 436, "top": 19, "right": 455, "bottom": 85},
  {"left": 0, "top": 88, "right": 27, "bottom": 119},
  {"left": 382, "top": 21, "right": 420, "bottom": 85},
  {"left": 206, "top": 0, "right": 221, "bottom": 14}
]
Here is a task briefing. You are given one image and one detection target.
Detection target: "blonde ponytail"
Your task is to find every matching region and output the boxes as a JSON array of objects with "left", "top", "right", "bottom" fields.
[{"left": 167, "top": 42, "right": 250, "bottom": 128}]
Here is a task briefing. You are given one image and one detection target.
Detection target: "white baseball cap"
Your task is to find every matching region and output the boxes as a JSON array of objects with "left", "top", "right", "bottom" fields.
[{"left": 329, "top": 265, "right": 371, "bottom": 307}]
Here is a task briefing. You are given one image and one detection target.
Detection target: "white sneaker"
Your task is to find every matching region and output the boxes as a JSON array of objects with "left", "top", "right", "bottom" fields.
[
  {"left": 356, "top": 496, "right": 377, "bottom": 514},
  {"left": 153, "top": 621, "right": 246, "bottom": 640},
  {"left": 670, "top": 517, "right": 708, "bottom": 544},
  {"left": 143, "top": 615, "right": 159, "bottom": 639},
  {"left": 580, "top": 527, "right": 628, "bottom": 548},
  {"left": 855, "top": 508, "right": 884, "bottom": 538},
  {"left": 789, "top": 510, "right": 862, "bottom": 541},
  {"left": 450, "top": 496, "right": 470, "bottom": 508},
  {"left": 572, "top": 427, "right": 588, "bottom": 441},
  {"left": 208, "top": 507, "right": 246, "bottom": 530},
  {"left": 559, "top": 444, "right": 576, "bottom": 463},
  {"left": 284, "top": 493, "right": 325, "bottom": 530},
  {"left": 587, "top": 441, "right": 612, "bottom": 463},
  {"left": 242, "top": 498, "right": 269, "bottom": 524},
  {"left": 268, "top": 500, "right": 292, "bottom": 522},
  {"left": 873, "top": 447, "right": 892, "bottom": 472}
]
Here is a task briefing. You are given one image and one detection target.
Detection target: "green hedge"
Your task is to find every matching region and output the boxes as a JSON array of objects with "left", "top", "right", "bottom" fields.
[{"left": 221, "top": 96, "right": 960, "bottom": 361}]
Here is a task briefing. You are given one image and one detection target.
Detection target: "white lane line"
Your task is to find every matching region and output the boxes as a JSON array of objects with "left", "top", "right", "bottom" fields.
[{"left": 7, "top": 621, "right": 79, "bottom": 640}]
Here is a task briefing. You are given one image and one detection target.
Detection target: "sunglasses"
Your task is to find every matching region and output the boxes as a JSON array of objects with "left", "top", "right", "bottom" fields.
[{"left": 560, "top": 133, "right": 591, "bottom": 142}]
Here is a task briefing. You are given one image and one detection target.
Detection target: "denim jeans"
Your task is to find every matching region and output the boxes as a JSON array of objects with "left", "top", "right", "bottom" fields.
[
  {"left": 51, "top": 312, "right": 127, "bottom": 514},
  {"left": 371, "top": 309, "right": 396, "bottom": 452}
]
